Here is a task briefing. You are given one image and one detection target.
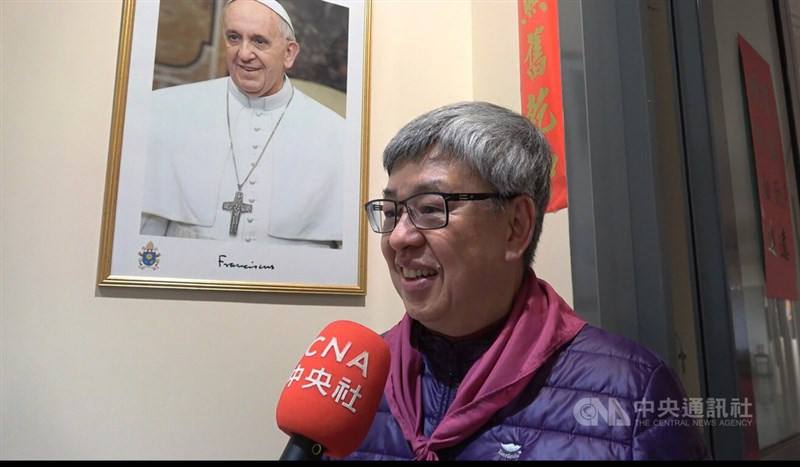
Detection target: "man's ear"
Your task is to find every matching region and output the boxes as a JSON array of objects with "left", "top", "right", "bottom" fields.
[
  {"left": 284, "top": 41, "right": 300, "bottom": 70},
  {"left": 505, "top": 195, "right": 536, "bottom": 262}
]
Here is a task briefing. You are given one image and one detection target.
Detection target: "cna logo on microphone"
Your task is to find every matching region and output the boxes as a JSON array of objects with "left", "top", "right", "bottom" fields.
[
  {"left": 286, "top": 332, "right": 372, "bottom": 414},
  {"left": 276, "top": 320, "right": 390, "bottom": 459}
]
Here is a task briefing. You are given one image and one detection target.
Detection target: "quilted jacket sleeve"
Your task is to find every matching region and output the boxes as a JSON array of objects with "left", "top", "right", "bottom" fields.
[{"left": 632, "top": 362, "right": 710, "bottom": 460}]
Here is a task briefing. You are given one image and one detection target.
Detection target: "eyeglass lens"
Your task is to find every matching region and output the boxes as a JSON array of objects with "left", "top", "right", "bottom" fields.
[{"left": 366, "top": 193, "right": 448, "bottom": 232}]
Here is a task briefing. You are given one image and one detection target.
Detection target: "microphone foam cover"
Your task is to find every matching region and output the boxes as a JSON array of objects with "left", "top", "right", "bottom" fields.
[{"left": 276, "top": 320, "right": 390, "bottom": 458}]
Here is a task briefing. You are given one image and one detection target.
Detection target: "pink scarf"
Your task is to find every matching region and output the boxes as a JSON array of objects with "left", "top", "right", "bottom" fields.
[{"left": 383, "top": 271, "right": 586, "bottom": 460}]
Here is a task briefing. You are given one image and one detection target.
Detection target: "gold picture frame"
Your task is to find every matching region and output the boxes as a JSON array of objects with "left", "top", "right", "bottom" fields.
[{"left": 97, "top": 0, "right": 371, "bottom": 294}]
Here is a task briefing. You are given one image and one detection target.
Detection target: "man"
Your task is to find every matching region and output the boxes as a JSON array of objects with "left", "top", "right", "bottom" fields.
[
  {"left": 140, "top": 0, "right": 344, "bottom": 248},
  {"left": 348, "top": 102, "right": 708, "bottom": 460}
]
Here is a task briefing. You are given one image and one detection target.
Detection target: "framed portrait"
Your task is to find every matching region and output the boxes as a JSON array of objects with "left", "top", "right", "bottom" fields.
[{"left": 97, "top": 0, "right": 371, "bottom": 294}]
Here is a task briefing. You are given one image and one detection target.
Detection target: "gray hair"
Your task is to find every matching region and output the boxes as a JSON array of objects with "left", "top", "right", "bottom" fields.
[
  {"left": 383, "top": 101, "right": 553, "bottom": 266},
  {"left": 275, "top": 12, "right": 296, "bottom": 42}
]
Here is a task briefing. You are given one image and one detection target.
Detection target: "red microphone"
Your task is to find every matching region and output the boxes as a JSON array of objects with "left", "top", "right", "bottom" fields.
[{"left": 276, "top": 320, "right": 390, "bottom": 460}]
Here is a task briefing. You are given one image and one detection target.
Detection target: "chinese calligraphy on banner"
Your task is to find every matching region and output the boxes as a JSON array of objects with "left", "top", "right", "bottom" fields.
[
  {"left": 738, "top": 35, "right": 798, "bottom": 300},
  {"left": 518, "top": 0, "right": 567, "bottom": 212}
]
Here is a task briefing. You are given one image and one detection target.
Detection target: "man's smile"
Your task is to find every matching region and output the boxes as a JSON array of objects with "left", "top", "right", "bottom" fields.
[
  {"left": 236, "top": 63, "right": 262, "bottom": 72},
  {"left": 399, "top": 266, "right": 438, "bottom": 280}
]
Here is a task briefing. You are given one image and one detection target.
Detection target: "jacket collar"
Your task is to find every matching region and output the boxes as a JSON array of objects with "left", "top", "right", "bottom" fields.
[{"left": 412, "top": 317, "right": 506, "bottom": 386}]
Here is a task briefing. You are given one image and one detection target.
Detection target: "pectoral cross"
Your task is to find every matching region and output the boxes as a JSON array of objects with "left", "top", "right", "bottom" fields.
[{"left": 222, "top": 191, "right": 252, "bottom": 236}]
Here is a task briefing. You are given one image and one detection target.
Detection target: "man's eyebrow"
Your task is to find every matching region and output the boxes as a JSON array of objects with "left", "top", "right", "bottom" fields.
[{"left": 382, "top": 181, "right": 445, "bottom": 199}]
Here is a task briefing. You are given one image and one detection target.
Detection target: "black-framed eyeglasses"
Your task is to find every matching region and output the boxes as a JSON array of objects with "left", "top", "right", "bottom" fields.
[{"left": 364, "top": 192, "right": 510, "bottom": 233}]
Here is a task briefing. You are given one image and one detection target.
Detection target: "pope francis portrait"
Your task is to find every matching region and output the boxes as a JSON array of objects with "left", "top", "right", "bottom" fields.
[{"left": 140, "top": 0, "right": 345, "bottom": 249}]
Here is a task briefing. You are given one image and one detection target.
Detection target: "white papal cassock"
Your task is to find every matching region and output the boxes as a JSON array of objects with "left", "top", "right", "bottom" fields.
[{"left": 140, "top": 76, "right": 344, "bottom": 248}]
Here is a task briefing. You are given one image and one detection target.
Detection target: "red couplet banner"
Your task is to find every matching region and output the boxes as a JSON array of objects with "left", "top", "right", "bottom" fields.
[
  {"left": 518, "top": 0, "right": 567, "bottom": 213},
  {"left": 739, "top": 35, "right": 798, "bottom": 300}
]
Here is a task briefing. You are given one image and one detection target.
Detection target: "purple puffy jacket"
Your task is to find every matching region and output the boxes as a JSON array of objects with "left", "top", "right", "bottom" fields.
[{"left": 344, "top": 324, "right": 709, "bottom": 460}]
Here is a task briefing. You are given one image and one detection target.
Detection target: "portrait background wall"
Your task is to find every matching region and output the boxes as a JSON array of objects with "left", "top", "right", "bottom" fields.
[
  {"left": 97, "top": 0, "right": 370, "bottom": 294},
  {"left": 152, "top": 0, "right": 349, "bottom": 117}
]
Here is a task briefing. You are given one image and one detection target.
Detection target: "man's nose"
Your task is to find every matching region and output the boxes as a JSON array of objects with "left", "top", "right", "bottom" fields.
[
  {"left": 237, "top": 41, "right": 256, "bottom": 59},
  {"left": 387, "top": 211, "right": 424, "bottom": 251}
]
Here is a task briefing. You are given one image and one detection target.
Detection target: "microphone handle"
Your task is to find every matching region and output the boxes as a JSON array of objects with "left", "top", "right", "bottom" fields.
[{"left": 279, "top": 434, "right": 325, "bottom": 461}]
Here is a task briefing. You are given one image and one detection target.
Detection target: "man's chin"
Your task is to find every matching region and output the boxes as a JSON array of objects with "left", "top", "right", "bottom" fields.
[
  {"left": 403, "top": 302, "right": 443, "bottom": 324},
  {"left": 232, "top": 78, "right": 263, "bottom": 96}
]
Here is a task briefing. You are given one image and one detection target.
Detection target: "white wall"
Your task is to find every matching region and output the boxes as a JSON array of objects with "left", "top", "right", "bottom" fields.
[{"left": 0, "top": 0, "right": 571, "bottom": 459}]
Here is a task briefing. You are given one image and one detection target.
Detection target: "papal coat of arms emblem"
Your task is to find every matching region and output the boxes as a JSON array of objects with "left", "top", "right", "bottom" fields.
[{"left": 138, "top": 241, "right": 161, "bottom": 270}]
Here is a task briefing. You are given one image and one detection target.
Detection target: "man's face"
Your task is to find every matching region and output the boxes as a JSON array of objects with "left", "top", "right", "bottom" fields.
[
  {"left": 380, "top": 157, "right": 513, "bottom": 337},
  {"left": 223, "top": 0, "right": 299, "bottom": 97}
]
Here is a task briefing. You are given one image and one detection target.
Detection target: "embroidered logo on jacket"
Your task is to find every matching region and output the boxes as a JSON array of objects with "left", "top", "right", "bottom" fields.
[{"left": 497, "top": 442, "right": 522, "bottom": 460}]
